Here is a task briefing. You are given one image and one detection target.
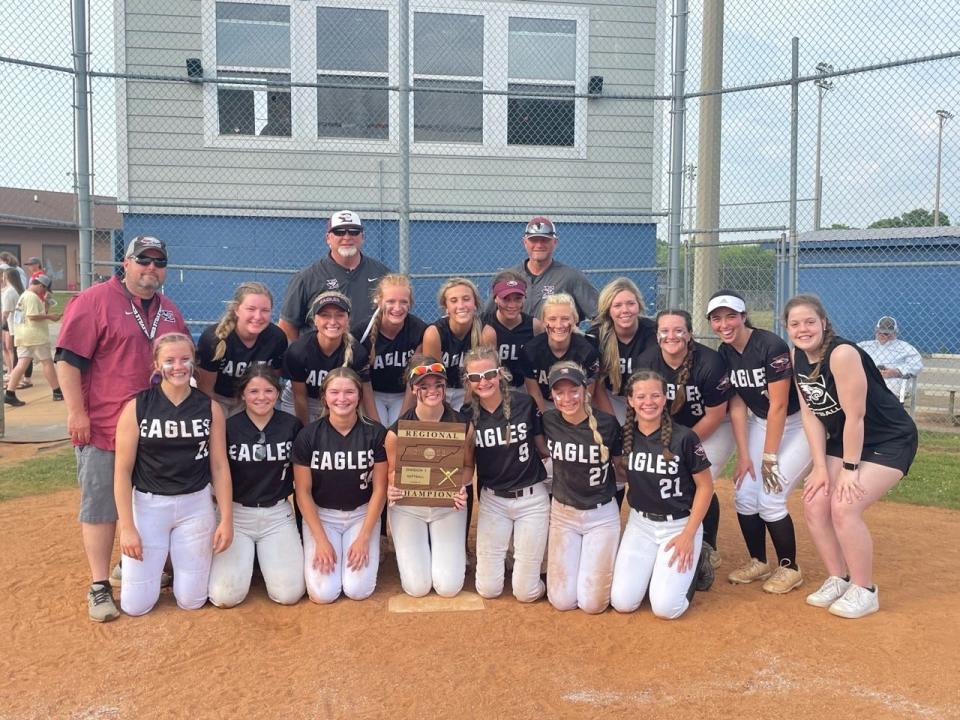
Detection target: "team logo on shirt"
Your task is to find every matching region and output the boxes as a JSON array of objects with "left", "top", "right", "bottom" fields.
[
  {"left": 158, "top": 309, "right": 177, "bottom": 322},
  {"left": 716, "top": 375, "right": 732, "bottom": 392},
  {"left": 770, "top": 353, "right": 792, "bottom": 373},
  {"left": 797, "top": 374, "right": 840, "bottom": 416},
  {"left": 694, "top": 442, "right": 707, "bottom": 460},
  {"left": 541, "top": 285, "right": 556, "bottom": 297},
  {"left": 326, "top": 279, "right": 339, "bottom": 289}
]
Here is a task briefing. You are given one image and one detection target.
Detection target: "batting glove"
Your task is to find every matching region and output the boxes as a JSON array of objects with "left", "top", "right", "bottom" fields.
[{"left": 760, "top": 452, "right": 786, "bottom": 494}]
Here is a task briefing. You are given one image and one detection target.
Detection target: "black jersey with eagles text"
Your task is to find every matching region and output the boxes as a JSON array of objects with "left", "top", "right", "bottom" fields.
[
  {"left": 586, "top": 318, "right": 657, "bottom": 396},
  {"left": 482, "top": 311, "right": 537, "bottom": 388},
  {"left": 521, "top": 333, "right": 601, "bottom": 402},
  {"left": 431, "top": 317, "right": 474, "bottom": 389},
  {"left": 624, "top": 422, "right": 710, "bottom": 516},
  {"left": 718, "top": 328, "right": 800, "bottom": 418},
  {"left": 461, "top": 391, "right": 545, "bottom": 491},
  {"left": 794, "top": 338, "right": 915, "bottom": 448},
  {"left": 227, "top": 410, "right": 303, "bottom": 506},
  {"left": 133, "top": 386, "right": 213, "bottom": 495},
  {"left": 292, "top": 417, "right": 387, "bottom": 510},
  {"left": 197, "top": 323, "right": 288, "bottom": 398},
  {"left": 542, "top": 408, "right": 621, "bottom": 509},
  {"left": 283, "top": 331, "right": 370, "bottom": 399},
  {"left": 635, "top": 342, "right": 732, "bottom": 428},
  {"left": 352, "top": 314, "right": 428, "bottom": 393}
]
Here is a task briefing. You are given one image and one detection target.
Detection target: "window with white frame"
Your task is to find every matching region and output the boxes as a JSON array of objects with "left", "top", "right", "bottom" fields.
[{"left": 215, "top": 2, "right": 292, "bottom": 137}]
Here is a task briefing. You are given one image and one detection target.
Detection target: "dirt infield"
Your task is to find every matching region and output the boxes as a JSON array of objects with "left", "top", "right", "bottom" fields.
[{"left": 1, "top": 483, "right": 958, "bottom": 720}]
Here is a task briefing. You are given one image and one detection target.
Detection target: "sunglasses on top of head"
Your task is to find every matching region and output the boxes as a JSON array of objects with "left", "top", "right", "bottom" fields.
[
  {"left": 331, "top": 228, "right": 362, "bottom": 237},
  {"left": 465, "top": 368, "right": 500, "bottom": 383},
  {"left": 411, "top": 362, "right": 445, "bottom": 377},
  {"left": 252, "top": 431, "right": 267, "bottom": 462},
  {"left": 133, "top": 255, "right": 168, "bottom": 268}
]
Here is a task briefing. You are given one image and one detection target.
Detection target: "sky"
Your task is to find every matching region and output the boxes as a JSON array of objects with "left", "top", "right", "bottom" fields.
[{"left": 0, "top": 0, "right": 957, "bottom": 233}]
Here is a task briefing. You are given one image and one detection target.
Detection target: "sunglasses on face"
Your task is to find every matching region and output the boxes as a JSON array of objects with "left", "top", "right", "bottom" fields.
[
  {"left": 331, "top": 228, "right": 362, "bottom": 237},
  {"left": 411, "top": 362, "right": 445, "bottom": 377},
  {"left": 133, "top": 255, "right": 168, "bottom": 268},
  {"left": 465, "top": 368, "right": 500, "bottom": 383},
  {"left": 252, "top": 431, "right": 267, "bottom": 462}
]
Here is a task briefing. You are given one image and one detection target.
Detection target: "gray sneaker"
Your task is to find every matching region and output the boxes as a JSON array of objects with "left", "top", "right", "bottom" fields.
[{"left": 88, "top": 582, "right": 120, "bottom": 623}]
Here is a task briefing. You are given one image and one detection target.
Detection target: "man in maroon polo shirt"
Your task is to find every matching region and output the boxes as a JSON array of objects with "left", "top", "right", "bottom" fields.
[{"left": 56, "top": 236, "right": 189, "bottom": 622}]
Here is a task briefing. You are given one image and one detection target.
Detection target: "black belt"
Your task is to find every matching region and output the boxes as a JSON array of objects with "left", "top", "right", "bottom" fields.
[
  {"left": 492, "top": 484, "right": 539, "bottom": 499},
  {"left": 641, "top": 510, "right": 690, "bottom": 522},
  {"left": 239, "top": 498, "right": 286, "bottom": 509}
]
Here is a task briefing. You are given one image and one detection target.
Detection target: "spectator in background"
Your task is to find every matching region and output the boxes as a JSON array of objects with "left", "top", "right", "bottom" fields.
[
  {"left": 4, "top": 274, "right": 62, "bottom": 406},
  {"left": 24, "top": 256, "right": 43, "bottom": 279},
  {"left": 0, "top": 252, "right": 28, "bottom": 288},
  {"left": 2, "top": 267, "right": 26, "bottom": 385},
  {"left": 857, "top": 316, "right": 923, "bottom": 401}
]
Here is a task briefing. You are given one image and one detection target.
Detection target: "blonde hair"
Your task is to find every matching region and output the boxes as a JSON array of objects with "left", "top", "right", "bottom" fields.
[
  {"left": 151, "top": 332, "right": 196, "bottom": 385},
  {"left": 212, "top": 282, "right": 273, "bottom": 361},
  {"left": 437, "top": 276, "right": 484, "bottom": 359},
  {"left": 367, "top": 274, "right": 414, "bottom": 369},
  {"left": 550, "top": 360, "right": 608, "bottom": 464},
  {"left": 596, "top": 278, "right": 645, "bottom": 394},
  {"left": 318, "top": 367, "right": 370, "bottom": 423},
  {"left": 783, "top": 293, "right": 834, "bottom": 380},
  {"left": 463, "top": 345, "right": 513, "bottom": 427},
  {"left": 622, "top": 370, "right": 675, "bottom": 460},
  {"left": 540, "top": 292, "right": 579, "bottom": 326},
  {"left": 312, "top": 290, "right": 354, "bottom": 368}
]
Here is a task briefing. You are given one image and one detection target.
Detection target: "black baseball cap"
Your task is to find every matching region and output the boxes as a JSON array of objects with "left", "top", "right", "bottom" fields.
[
  {"left": 548, "top": 365, "right": 586, "bottom": 388},
  {"left": 310, "top": 291, "right": 352, "bottom": 315},
  {"left": 124, "top": 235, "right": 167, "bottom": 259}
]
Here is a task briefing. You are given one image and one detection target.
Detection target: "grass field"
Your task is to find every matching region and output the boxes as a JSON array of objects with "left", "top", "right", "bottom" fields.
[{"left": 3, "top": 431, "right": 958, "bottom": 508}]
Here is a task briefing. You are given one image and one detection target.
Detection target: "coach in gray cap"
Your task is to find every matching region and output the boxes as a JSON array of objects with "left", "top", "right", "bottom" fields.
[{"left": 279, "top": 210, "right": 392, "bottom": 342}]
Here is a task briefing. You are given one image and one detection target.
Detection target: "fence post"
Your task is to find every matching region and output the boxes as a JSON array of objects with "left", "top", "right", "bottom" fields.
[
  {"left": 787, "top": 37, "right": 799, "bottom": 300},
  {"left": 666, "top": 0, "right": 688, "bottom": 309},
  {"left": 72, "top": 0, "right": 94, "bottom": 289},
  {"left": 397, "top": 0, "right": 411, "bottom": 274}
]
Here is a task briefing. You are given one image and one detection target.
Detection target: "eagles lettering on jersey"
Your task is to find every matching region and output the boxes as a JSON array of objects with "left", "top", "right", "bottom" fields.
[
  {"left": 548, "top": 439, "right": 603, "bottom": 464},
  {"left": 310, "top": 449, "right": 375, "bottom": 471},
  {"left": 229, "top": 440, "right": 293, "bottom": 463},
  {"left": 373, "top": 350, "right": 415, "bottom": 371},
  {"left": 497, "top": 344, "right": 521, "bottom": 361},
  {"left": 665, "top": 383, "right": 706, "bottom": 418},
  {"left": 627, "top": 451, "right": 680, "bottom": 476},
  {"left": 729, "top": 367, "right": 767, "bottom": 390},
  {"left": 138, "top": 417, "right": 210, "bottom": 439},
  {"left": 796, "top": 374, "right": 840, "bottom": 417},
  {"left": 475, "top": 421, "right": 529, "bottom": 448},
  {"left": 441, "top": 350, "right": 463, "bottom": 372},
  {"left": 220, "top": 359, "right": 269, "bottom": 379}
]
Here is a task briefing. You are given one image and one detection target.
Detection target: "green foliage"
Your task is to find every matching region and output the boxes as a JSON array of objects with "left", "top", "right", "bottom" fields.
[
  {"left": 884, "top": 430, "right": 960, "bottom": 510},
  {"left": 868, "top": 208, "right": 951, "bottom": 229}
]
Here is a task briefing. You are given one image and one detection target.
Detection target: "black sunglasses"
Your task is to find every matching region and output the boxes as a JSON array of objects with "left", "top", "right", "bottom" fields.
[
  {"left": 133, "top": 255, "right": 168, "bottom": 268},
  {"left": 331, "top": 228, "right": 362, "bottom": 237},
  {"left": 252, "top": 431, "right": 267, "bottom": 462}
]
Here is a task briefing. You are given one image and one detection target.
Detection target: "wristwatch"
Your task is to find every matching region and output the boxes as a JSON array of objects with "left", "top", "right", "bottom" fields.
[{"left": 842, "top": 461, "right": 859, "bottom": 471}]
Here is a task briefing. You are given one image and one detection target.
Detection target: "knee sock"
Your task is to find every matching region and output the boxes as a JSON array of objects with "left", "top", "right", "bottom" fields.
[
  {"left": 702, "top": 493, "right": 720, "bottom": 548},
  {"left": 615, "top": 486, "right": 626, "bottom": 511},
  {"left": 465, "top": 486, "right": 475, "bottom": 550},
  {"left": 737, "top": 513, "right": 767, "bottom": 562},
  {"left": 764, "top": 515, "right": 798, "bottom": 569}
]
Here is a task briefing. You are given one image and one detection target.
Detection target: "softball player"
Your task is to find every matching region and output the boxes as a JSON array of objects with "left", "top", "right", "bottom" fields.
[
  {"left": 281, "top": 291, "right": 377, "bottom": 425},
  {"left": 480, "top": 271, "right": 544, "bottom": 389},
  {"left": 543, "top": 361, "right": 624, "bottom": 614},
  {"left": 292, "top": 367, "right": 388, "bottom": 603},
  {"left": 588, "top": 277, "right": 657, "bottom": 424},
  {"left": 786, "top": 294, "right": 917, "bottom": 618},
  {"left": 422, "top": 277, "right": 486, "bottom": 411},
  {"left": 461, "top": 346, "right": 549, "bottom": 602},
  {"left": 113, "top": 332, "right": 233, "bottom": 615},
  {"left": 385, "top": 356, "right": 473, "bottom": 598},
  {"left": 709, "top": 290, "right": 811, "bottom": 594},
  {"left": 637, "top": 309, "right": 734, "bottom": 581},
  {"left": 208, "top": 365, "right": 305, "bottom": 607},
  {"left": 196, "top": 281, "right": 287, "bottom": 415},
  {"left": 610, "top": 370, "right": 713, "bottom": 620},
  {"left": 353, "top": 274, "right": 426, "bottom": 427}
]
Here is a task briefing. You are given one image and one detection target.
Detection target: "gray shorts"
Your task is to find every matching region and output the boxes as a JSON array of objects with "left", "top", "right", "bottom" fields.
[{"left": 76, "top": 445, "right": 118, "bottom": 523}]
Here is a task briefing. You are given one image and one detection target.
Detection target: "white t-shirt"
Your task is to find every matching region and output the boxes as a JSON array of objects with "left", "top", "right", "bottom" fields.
[{"left": 2, "top": 285, "right": 19, "bottom": 330}]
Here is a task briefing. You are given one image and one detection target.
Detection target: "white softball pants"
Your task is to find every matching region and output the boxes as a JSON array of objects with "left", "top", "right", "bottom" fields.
[
  {"left": 475, "top": 484, "right": 550, "bottom": 602},
  {"left": 373, "top": 391, "right": 406, "bottom": 428},
  {"left": 303, "top": 504, "right": 380, "bottom": 603},
  {"left": 389, "top": 503, "right": 466, "bottom": 597},
  {"left": 734, "top": 412, "right": 811, "bottom": 521},
  {"left": 208, "top": 500, "right": 305, "bottom": 607},
  {"left": 611, "top": 510, "right": 702, "bottom": 620},
  {"left": 547, "top": 498, "right": 621, "bottom": 614},
  {"left": 444, "top": 387, "right": 466, "bottom": 413},
  {"left": 700, "top": 418, "right": 736, "bottom": 483},
  {"left": 121, "top": 486, "right": 215, "bottom": 616}
]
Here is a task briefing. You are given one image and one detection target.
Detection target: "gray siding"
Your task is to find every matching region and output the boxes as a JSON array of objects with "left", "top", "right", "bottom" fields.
[{"left": 121, "top": 0, "right": 660, "bottom": 216}]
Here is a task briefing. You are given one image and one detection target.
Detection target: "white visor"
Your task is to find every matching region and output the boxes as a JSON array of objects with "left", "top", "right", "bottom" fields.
[{"left": 706, "top": 295, "right": 747, "bottom": 317}]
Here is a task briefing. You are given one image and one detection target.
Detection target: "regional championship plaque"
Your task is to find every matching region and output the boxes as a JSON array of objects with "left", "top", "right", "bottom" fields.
[{"left": 395, "top": 420, "right": 466, "bottom": 506}]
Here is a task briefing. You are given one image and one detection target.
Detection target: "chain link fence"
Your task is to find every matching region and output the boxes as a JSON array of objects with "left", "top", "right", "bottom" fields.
[{"left": 1, "top": 0, "right": 958, "bottom": 427}]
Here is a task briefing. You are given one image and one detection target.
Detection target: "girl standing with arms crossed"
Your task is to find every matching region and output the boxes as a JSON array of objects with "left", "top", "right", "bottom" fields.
[
  {"left": 610, "top": 370, "right": 713, "bottom": 619},
  {"left": 785, "top": 294, "right": 917, "bottom": 618},
  {"left": 292, "top": 368, "right": 388, "bottom": 603},
  {"left": 208, "top": 365, "right": 304, "bottom": 607},
  {"left": 708, "top": 291, "right": 811, "bottom": 594},
  {"left": 543, "top": 361, "right": 624, "bottom": 614},
  {"left": 422, "top": 277, "right": 485, "bottom": 411},
  {"left": 385, "top": 356, "right": 472, "bottom": 597},
  {"left": 197, "top": 282, "right": 287, "bottom": 415},
  {"left": 480, "top": 271, "right": 544, "bottom": 391},
  {"left": 114, "top": 333, "right": 233, "bottom": 615},
  {"left": 461, "top": 346, "right": 549, "bottom": 603}
]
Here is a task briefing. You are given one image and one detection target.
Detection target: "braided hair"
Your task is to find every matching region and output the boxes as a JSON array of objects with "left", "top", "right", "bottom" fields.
[
  {"left": 550, "top": 359, "right": 609, "bottom": 464},
  {"left": 622, "top": 369, "right": 675, "bottom": 460},
  {"left": 463, "top": 345, "right": 513, "bottom": 438},
  {"left": 783, "top": 293, "right": 835, "bottom": 380},
  {"left": 212, "top": 281, "right": 273, "bottom": 361},
  {"left": 367, "top": 274, "right": 414, "bottom": 369},
  {"left": 655, "top": 309, "right": 694, "bottom": 417},
  {"left": 596, "top": 278, "right": 645, "bottom": 395}
]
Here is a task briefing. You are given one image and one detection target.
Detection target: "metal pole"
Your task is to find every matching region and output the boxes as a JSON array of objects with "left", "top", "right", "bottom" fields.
[
  {"left": 397, "top": 0, "right": 411, "bottom": 273},
  {"left": 813, "top": 63, "right": 833, "bottom": 231},
  {"left": 666, "top": 0, "right": 688, "bottom": 310},
  {"left": 683, "top": 163, "right": 696, "bottom": 307},
  {"left": 72, "top": 0, "right": 94, "bottom": 289},
  {"left": 934, "top": 109, "right": 953, "bottom": 227},
  {"left": 787, "top": 38, "right": 799, "bottom": 299},
  {"left": 692, "top": 0, "right": 723, "bottom": 334}
]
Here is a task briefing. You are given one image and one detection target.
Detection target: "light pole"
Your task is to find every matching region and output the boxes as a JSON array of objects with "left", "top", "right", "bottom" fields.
[
  {"left": 934, "top": 109, "right": 953, "bottom": 227},
  {"left": 813, "top": 62, "right": 833, "bottom": 231}
]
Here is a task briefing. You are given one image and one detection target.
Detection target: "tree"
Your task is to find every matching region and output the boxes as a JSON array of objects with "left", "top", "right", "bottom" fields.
[
  {"left": 829, "top": 223, "right": 852, "bottom": 229},
  {"left": 868, "top": 208, "right": 950, "bottom": 229}
]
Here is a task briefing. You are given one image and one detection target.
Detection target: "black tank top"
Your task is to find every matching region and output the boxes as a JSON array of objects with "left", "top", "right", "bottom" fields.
[
  {"left": 432, "top": 317, "right": 473, "bottom": 389},
  {"left": 482, "top": 311, "right": 536, "bottom": 387},
  {"left": 133, "top": 386, "right": 213, "bottom": 495},
  {"left": 794, "top": 337, "right": 916, "bottom": 446}
]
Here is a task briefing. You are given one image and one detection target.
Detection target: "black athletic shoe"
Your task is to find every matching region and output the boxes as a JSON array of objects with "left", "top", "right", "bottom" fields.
[
  {"left": 695, "top": 545, "right": 716, "bottom": 592},
  {"left": 52, "top": 388, "right": 64, "bottom": 401},
  {"left": 4, "top": 392, "right": 25, "bottom": 407}
]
